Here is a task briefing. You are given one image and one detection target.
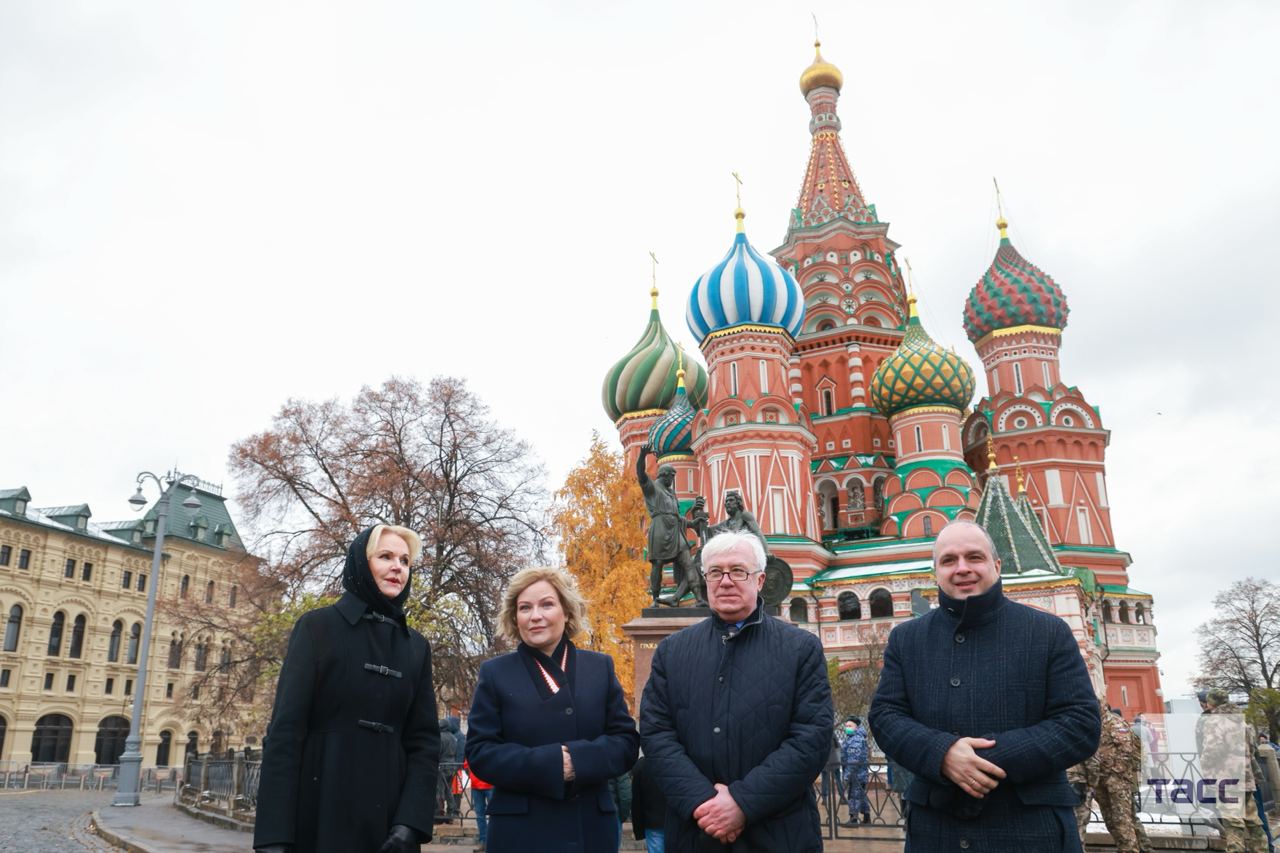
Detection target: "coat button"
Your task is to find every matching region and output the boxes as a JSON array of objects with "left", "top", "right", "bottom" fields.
[
  {"left": 718, "top": 675, "right": 724, "bottom": 682},
  {"left": 960, "top": 840, "right": 970, "bottom": 849},
  {"left": 713, "top": 726, "right": 721, "bottom": 734},
  {"left": 565, "top": 707, "right": 574, "bottom": 715},
  {"left": 950, "top": 677, "right": 961, "bottom": 687},
  {"left": 954, "top": 633, "right": 965, "bottom": 643}
]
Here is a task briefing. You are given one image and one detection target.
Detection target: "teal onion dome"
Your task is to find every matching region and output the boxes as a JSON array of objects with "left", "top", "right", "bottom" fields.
[
  {"left": 602, "top": 289, "right": 709, "bottom": 422},
  {"left": 686, "top": 211, "right": 805, "bottom": 343},
  {"left": 647, "top": 369, "right": 696, "bottom": 458}
]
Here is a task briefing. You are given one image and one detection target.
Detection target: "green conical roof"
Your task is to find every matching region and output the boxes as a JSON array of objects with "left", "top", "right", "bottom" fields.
[{"left": 975, "top": 467, "right": 1065, "bottom": 575}]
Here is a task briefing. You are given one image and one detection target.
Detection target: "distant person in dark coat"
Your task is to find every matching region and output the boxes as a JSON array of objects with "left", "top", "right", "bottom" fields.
[
  {"left": 631, "top": 754, "right": 669, "bottom": 853},
  {"left": 466, "top": 566, "right": 640, "bottom": 853},
  {"left": 640, "top": 531, "right": 833, "bottom": 851},
  {"left": 254, "top": 525, "right": 440, "bottom": 853},
  {"left": 869, "top": 521, "right": 1100, "bottom": 852}
]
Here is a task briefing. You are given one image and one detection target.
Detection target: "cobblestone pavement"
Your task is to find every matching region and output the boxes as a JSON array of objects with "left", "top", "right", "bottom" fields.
[{"left": 0, "top": 790, "right": 117, "bottom": 852}]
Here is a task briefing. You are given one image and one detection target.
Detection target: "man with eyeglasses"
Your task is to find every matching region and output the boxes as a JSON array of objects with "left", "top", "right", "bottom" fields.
[{"left": 640, "top": 531, "right": 832, "bottom": 851}]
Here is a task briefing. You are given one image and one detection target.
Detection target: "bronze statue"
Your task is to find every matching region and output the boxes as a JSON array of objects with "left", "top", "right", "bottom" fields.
[
  {"left": 708, "top": 491, "right": 768, "bottom": 554},
  {"left": 703, "top": 491, "right": 793, "bottom": 608},
  {"left": 637, "top": 445, "right": 701, "bottom": 607}
]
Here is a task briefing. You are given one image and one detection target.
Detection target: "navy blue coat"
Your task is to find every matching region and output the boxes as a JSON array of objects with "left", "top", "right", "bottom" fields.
[
  {"left": 639, "top": 604, "right": 833, "bottom": 852},
  {"left": 869, "top": 581, "right": 1100, "bottom": 853},
  {"left": 465, "top": 643, "right": 639, "bottom": 853}
]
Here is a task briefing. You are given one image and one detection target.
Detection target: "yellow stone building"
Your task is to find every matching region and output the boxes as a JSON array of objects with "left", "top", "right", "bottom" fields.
[{"left": 0, "top": 477, "right": 265, "bottom": 768}]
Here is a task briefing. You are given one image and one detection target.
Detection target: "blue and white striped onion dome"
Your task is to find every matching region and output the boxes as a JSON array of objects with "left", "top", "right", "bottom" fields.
[
  {"left": 647, "top": 374, "right": 696, "bottom": 458},
  {"left": 687, "top": 217, "right": 805, "bottom": 343}
]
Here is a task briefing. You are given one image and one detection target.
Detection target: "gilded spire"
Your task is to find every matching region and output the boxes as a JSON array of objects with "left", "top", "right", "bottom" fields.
[
  {"left": 986, "top": 434, "right": 998, "bottom": 471},
  {"left": 905, "top": 257, "right": 918, "bottom": 319},
  {"left": 1014, "top": 456, "right": 1025, "bottom": 495},
  {"left": 649, "top": 251, "right": 659, "bottom": 309},
  {"left": 732, "top": 171, "right": 746, "bottom": 233},
  {"left": 676, "top": 346, "right": 686, "bottom": 388},
  {"left": 993, "top": 177, "right": 1009, "bottom": 240}
]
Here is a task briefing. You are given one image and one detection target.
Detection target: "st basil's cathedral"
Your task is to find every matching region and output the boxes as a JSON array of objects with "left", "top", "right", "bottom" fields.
[{"left": 600, "top": 41, "right": 1163, "bottom": 715}]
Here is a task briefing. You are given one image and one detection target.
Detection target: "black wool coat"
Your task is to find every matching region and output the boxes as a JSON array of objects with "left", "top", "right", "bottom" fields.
[
  {"left": 868, "top": 580, "right": 1101, "bottom": 853},
  {"left": 253, "top": 593, "right": 440, "bottom": 852},
  {"left": 465, "top": 643, "right": 640, "bottom": 853},
  {"left": 639, "top": 603, "right": 833, "bottom": 852}
]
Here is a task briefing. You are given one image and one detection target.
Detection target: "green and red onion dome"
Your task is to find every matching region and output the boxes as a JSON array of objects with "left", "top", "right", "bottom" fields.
[
  {"left": 962, "top": 219, "right": 1069, "bottom": 343},
  {"left": 647, "top": 370, "right": 696, "bottom": 458},
  {"left": 602, "top": 288, "right": 709, "bottom": 423},
  {"left": 871, "top": 297, "right": 976, "bottom": 416}
]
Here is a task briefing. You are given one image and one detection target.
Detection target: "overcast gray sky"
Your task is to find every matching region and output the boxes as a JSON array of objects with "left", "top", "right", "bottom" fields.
[{"left": 3, "top": 0, "right": 1277, "bottom": 700}]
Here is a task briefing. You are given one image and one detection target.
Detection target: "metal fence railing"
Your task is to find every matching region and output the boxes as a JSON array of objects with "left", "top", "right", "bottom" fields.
[{"left": 0, "top": 761, "right": 178, "bottom": 792}]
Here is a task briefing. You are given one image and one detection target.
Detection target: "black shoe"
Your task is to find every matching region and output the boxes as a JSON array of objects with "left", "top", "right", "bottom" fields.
[
  {"left": 861, "top": 813, "right": 871, "bottom": 824},
  {"left": 840, "top": 818, "right": 857, "bottom": 826}
]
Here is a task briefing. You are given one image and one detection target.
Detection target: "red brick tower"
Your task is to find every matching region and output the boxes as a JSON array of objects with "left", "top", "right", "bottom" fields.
[{"left": 960, "top": 213, "right": 1163, "bottom": 714}]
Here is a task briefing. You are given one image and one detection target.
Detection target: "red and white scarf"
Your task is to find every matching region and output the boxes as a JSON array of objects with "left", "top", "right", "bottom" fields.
[{"left": 533, "top": 644, "right": 570, "bottom": 694}]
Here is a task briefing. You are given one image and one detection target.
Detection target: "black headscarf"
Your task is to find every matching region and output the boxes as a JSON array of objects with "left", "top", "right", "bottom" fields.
[{"left": 342, "top": 525, "right": 412, "bottom": 625}]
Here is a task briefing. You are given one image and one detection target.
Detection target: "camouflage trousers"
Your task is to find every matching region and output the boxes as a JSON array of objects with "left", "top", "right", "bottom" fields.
[
  {"left": 1082, "top": 779, "right": 1151, "bottom": 853},
  {"left": 1219, "top": 791, "right": 1267, "bottom": 853}
]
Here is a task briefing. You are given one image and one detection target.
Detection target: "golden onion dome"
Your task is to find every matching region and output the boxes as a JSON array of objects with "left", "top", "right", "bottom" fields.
[{"left": 800, "top": 40, "right": 843, "bottom": 95}]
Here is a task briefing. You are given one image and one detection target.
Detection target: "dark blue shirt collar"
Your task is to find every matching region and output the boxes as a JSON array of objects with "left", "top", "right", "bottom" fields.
[{"left": 938, "top": 578, "right": 1005, "bottom": 626}]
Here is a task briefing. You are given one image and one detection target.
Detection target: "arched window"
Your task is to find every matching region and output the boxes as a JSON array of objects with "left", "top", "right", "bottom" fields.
[
  {"left": 219, "top": 645, "right": 232, "bottom": 672},
  {"left": 869, "top": 588, "right": 893, "bottom": 618},
  {"left": 211, "top": 730, "right": 225, "bottom": 754},
  {"left": 157, "top": 732, "right": 175, "bottom": 763},
  {"left": 94, "top": 715, "right": 131, "bottom": 765},
  {"left": 3, "top": 605, "right": 21, "bottom": 653},
  {"left": 194, "top": 642, "right": 208, "bottom": 672},
  {"left": 180, "top": 575, "right": 190, "bottom": 598},
  {"left": 828, "top": 495, "right": 840, "bottom": 529},
  {"left": 156, "top": 730, "right": 173, "bottom": 767},
  {"left": 205, "top": 581, "right": 214, "bottom": 604},
  {"left": 1135, "top": 604, "right": 1146, "bottom": 625},
  {"left": 0, "top": 716, "right": 6, "bottom": 758},
  {"left": 108, "top": 620, "right": 123, "bottom": 663},
  {"left": 1119, "top": 602, "right": 1130, "bottom": 624},
  {"left": 820, "top": 388, "right": 835, "bottom": 416},
  {"left": 31, "top": 714, "right": 74, "bottom": 763},
  {"left": 789, "top": 598, "right": 808, "bottom": 623},
  {"left": 47, "top": 611, "right": 65, "bottom": 656},
  {"left": 1101, "top": 601, "right": 1113, "bottom": 623},
  {"left": 837, "top": 591, "right": 861, "bottom": 621},
  {"left": 167, "top": 636, "right": 182, "bottom": 669},
  {"left": 228, "top": 585, "right": 238, "bottom": 608},
  {"left": 185, "top": 731, "right": 200, "bottom": 760},
  {"left": 69, "top": 614, "right": 87, "bottom": 659},
  {"left": 126, "top": 622, "right": 141, "bottom": 664},
  {"left": 922, "top": 515, "right": 934, "bottom": 536},
  {"left": 872, "top": 477, "right": 886, "bottom": 512}
]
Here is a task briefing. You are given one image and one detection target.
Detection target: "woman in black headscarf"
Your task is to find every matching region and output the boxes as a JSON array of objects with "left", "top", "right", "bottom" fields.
[{"left": 254, "top": 525, "right": 440, "bottom": 853}]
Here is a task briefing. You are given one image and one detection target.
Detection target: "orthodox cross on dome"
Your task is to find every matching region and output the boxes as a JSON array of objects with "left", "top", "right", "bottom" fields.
[
  {"left": 649, "top": 251, "right": 659, "bottom": 308},
  {"left": 993, "top": 176, "right": 1009, "bottom": 240},
  {"left": 731, "top": 171, "right": 746, "bottom": 232}
]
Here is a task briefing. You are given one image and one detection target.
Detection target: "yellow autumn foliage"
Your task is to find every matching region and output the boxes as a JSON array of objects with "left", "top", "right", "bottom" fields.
[{"left": 551, "top": 433, "right": 649, "bottom": 707}]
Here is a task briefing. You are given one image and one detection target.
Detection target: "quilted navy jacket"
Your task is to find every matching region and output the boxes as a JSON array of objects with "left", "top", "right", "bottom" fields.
[
  {"left": 639, "top": 602, "right": 833, "bottom": 852},
  {"left": 869, "top": 580, "right": 1100, "bottom": 852}
]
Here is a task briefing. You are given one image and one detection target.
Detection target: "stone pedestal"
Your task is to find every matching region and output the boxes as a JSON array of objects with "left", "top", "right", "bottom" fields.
[{"left": 622, "top": 612, "right": 709, "bottom": 709}]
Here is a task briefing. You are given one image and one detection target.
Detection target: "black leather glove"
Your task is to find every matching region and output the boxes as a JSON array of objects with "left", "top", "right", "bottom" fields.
[
  {"left": 254, "top": 846, "right": 292, "bottom": 853},
  {"left": 377, "top": 824, "right": 422, "bottom": 853}
]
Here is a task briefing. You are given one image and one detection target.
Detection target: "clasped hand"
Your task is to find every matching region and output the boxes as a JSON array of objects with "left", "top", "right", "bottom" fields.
[
  {"left": 693, "top": 783, "right": 745, "bottom": 843},
  {"left": 941, "top": 736, "right": 1006, "bottom": 799}
]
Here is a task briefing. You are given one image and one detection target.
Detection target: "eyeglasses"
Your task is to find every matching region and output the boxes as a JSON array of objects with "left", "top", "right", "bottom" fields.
[{"left": 702, "top": 566, "right": 760, "bottom": 583}]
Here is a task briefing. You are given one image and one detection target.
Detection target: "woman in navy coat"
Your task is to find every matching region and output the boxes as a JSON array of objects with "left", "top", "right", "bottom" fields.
[{"left": 466, "top": 567, "right": 640, "bottom": 853}]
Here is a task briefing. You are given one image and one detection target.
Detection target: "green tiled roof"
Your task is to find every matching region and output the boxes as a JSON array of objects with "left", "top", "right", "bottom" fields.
[
  {"left": 974, "top": 470, "right": 1066, "bottom": 576},
  {"left": 139, "top": 481, "right": 244, "bottom": 552}
]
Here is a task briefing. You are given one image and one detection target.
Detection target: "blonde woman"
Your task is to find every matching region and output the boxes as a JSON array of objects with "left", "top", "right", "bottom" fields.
[
  {"left": 466, "top": 567, "right": 639, "bottom": 852},
  {"left": 254, "top": 525, "right": 440, "bottom": 853}
]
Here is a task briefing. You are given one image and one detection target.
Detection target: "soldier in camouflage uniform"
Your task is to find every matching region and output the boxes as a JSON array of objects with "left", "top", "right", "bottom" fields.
[
  {"left": 1201, "top": 688, "right": 1267, "bottom": 853},
  {"left": 1069, "top": 700, "right": 1152, "bottom": 852}
]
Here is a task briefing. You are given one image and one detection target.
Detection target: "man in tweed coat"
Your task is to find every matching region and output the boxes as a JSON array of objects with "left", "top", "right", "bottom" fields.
[
  {"left": 869, "top": 521, "right": 1100, "bottom": 852},
  {"left": 640, "top": 531, "right": 832, "bottom": 851}
]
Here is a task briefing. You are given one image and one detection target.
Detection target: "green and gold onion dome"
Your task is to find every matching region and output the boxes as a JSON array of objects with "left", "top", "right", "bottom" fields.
[
  {"left": 647, "top": 363, "right": 696, "bottom": 459},
  {"left": 602, "top": 287, "right": 709, "bottom": 423},
  {"left": 800, "top": 39, "right": 843, "bottom": 95},
  {"left": 963, "top": 216, "right": 1069, "bottom": 343},
  {"left": 871, "top": 295, "right": 976, "bottom": 416}
]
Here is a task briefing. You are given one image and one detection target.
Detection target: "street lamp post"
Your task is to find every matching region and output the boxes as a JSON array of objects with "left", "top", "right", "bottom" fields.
[{"left": 112, "top": 470, "right": 201, "bottom": 807}]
